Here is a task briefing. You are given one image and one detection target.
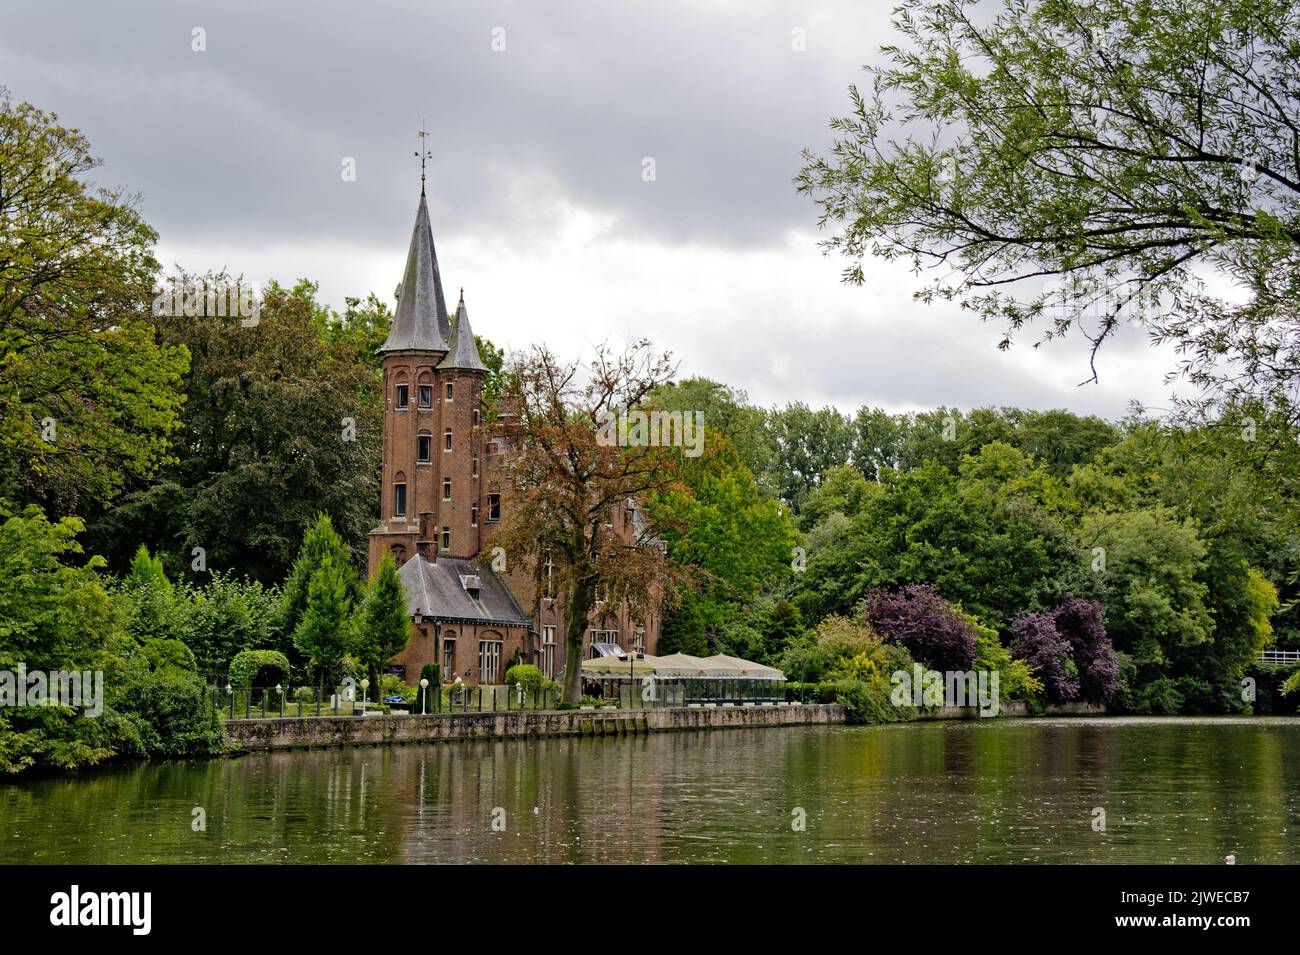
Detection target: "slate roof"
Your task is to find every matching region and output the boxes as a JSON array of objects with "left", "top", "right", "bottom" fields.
[
  {"left": 437, "top": 290, "right": 489, "bottom": 372},
  {"left": 397, "top": 553, "right": 531, "bottom": 628},
  {"left": 379, "top": 194, "right": 451, "bottom": 353}
]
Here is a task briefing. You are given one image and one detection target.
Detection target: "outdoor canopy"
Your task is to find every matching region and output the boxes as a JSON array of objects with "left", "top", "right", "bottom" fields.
[{"left": 581, "top": 652, "right": 785, "bottom": 680}]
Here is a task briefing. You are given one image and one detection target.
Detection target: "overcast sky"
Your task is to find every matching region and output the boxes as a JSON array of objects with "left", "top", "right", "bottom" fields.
[{"left": 4, "top": 0, "right": 1182, "bottom": 418}]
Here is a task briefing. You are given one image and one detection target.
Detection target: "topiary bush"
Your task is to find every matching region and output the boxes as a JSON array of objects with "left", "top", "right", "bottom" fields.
[
  {"left": 228, "top": 649, "right": 292, "bottom": 688},
  {"left": 504, "top": 664, "right": 544, "bottom": 692}
]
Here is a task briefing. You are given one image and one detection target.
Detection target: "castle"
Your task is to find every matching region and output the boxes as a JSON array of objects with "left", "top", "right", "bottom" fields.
[{"left": 366, "top": 192, "right": 660, "bottom": 684}]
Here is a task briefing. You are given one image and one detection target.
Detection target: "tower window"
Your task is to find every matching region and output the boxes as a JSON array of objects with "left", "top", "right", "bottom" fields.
[
  {"left": 418, "top": 385, "right": 433, "bottom": 409},
  {"left": 472, "top": 457, "right": 478, "bottom": 477},
  {"left": 441, "top": 526, "right": 451, "bottom": 551},
  {"left": 443, "top": 478, "right": 452, "bottom": 501},
  {"left": 417, "top": 435, "right": 432, "bottom": 463},
  {"left": 445, "top": 381, "right": 454, "bottom": 400},
  {"left": 487, "top": 493, "right": 501, "bottom": 523},
  {"left": 394, "top": 482, "right": 407, "bottom": 518},
  {"left": 471, "top": 504, "right": 479, "bottom": 527},
  {"left": 444, "top": 429, "right": 453, "bottom": 452},
  {"left": 473, "top": 409, "right": 480, "bottom": 426},
  {"left": 395, "top": 384, "right": 409, "bottom": 409}
]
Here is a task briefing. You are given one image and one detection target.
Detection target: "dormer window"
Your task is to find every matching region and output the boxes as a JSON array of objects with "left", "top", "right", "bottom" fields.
[{"left": 395, "top": 384, "right": 409, "bottom": 409}]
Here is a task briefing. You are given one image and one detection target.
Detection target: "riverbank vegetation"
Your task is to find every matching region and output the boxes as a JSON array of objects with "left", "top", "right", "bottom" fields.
[{"left": 5, "top": 0, "right": 1300, "bottom": 779}]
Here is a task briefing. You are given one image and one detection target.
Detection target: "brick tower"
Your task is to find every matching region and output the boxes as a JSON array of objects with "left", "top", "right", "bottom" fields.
[{"left": 367, "top": 191, "right": 490, "bottom": 570}]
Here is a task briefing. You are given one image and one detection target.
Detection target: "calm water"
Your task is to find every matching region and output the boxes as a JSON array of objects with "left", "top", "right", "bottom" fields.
[{"left": 2, "top": 717, "right": 1298, "bottom": 864}]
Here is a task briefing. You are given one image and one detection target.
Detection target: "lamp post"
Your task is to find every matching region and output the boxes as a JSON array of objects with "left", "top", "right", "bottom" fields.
[
  {"left": 275, "top": 683, "right": 283, "bottom": 718},
  {"left": 225, "top": 683, "right": 233, "bottom": 719},
  {"left": 419, "top": 677, "right": 430, "bottom": 715},
  {"left": 359, "top": 677, "right": 369, "bottom": 715}
]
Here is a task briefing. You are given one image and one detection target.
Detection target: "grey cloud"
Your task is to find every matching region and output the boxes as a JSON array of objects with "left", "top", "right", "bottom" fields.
[{"left": 3, "top": 0, "right": 880, "bottom": 250}]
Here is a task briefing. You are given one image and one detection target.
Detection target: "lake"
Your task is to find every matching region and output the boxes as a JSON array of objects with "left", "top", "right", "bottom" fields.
[{"left": 3, "top": 717, "right": 1297, "bottom": 864}]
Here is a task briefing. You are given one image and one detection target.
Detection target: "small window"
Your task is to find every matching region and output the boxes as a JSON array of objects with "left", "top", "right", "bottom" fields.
[
  {"left": 473, "top": 409, "right": 480, "bottom": 426},
  {"left": 443, "top": 478, "right": 452, "bottom": 501},
  {"left": 441, "top": 526, "right": 451, "bottom": 551},
  {"left": 472, "top": 457, "right": 479, "bottom": 477},
  {"left": 395, "top": 384, "right": 409, "bottom": 409},
  {"left": 417, "top": 435, "right": 432, "bottom": 462},
  {"left": 418, "top": 385, "right": 433, "bottom": 409},
  {"left": 471, "top": 504, "right": 479, "bottom": 527},
  {"left": 394, "top": 482, "right": 407, "bottom": 518},
  {"left": 444, "top": 429, "right": 453, "bottom": 452},
  {"left": 543, "top": 556, "right": 554, "bottom": 600},
  {"left": 487, "top": 493, "right": 501, "bottom": 523},
  {"left": 445, "top": 381, "right": 454, "bottom": 400}
]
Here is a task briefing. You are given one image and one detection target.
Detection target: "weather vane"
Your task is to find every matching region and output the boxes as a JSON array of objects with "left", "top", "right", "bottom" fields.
[{"left": 415, "top": 121, "right": 432, "bottom": 195}]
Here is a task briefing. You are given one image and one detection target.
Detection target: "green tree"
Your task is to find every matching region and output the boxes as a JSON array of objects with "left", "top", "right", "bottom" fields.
[
  {"left": 0, "top": 505, "right": 219, "bottom": 774},
  {"left": 648, "top": 434, "right": 796, "bottom": 656},
  {"left": 1081, "top": 508, "right": 1213, "bottom": 667},
  {"left": 125, "top": 544, "right": 170, "bottom": 590},
  {"left": 765, "top": 402, "right": 855, "bottom": 509},
  {"left": 352, "top": 552, "right": 411, "bottom": 695},
  {"left": 292, "top": 552, "right": 358, "bottom": 687},
  {"left": 798, "top": 0, "right": 1300, "bottom": 407},
  {"left": 0, "top": 89, "right": 188, "bottom": 514},
  {"left": 651, "top": 377, "right": 775, "bottom": 483},
  {"left": 278, "top": 513, "right": 361, "bottom": 638},
  {"left": 86, "top": 277, "right": 382, "bottom": 581}
]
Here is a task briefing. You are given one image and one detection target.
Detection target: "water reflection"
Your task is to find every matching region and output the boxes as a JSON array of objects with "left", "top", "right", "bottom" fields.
[{"left": 1, "top": 718, "right": 1297, "bottom": 863}]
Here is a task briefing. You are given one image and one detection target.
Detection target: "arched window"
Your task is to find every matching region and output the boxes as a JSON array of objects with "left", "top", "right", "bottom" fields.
[
  {"left": 417, "top": 371, "right": 434, "bottom": 410},
  {"left": 394, "top": 373, "right": 410, "bottom": 410},
  {"left": 393, "top": 471, "right": 407, "bottom": 518}
]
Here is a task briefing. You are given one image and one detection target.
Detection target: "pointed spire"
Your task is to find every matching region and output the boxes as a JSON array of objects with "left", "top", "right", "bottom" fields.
[
  {"left": 438, "top": 289, "right": 489, "bottom": 372},
  {"left": 379, "top": 194, "right": 451, "bottom": 354}
]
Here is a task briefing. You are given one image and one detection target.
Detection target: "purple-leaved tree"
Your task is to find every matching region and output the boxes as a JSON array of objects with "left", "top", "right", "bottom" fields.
[
  {"left": 1052, "top": 597, "right": 1119, "bottom": 704},
  {"left": 862, "top": 584, "right": 976, "bottom": 672},
  {"left": 1010, "top": 611, "right": 1080, "bottom": 705}
]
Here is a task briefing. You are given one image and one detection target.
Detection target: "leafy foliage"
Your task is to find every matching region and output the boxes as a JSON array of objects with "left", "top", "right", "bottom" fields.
[
  {"left": 798, "top": 0, "right": 1300, "bottom": 410},
  {"left": 863, "top": 583, "right": 977, "bottom": 671},
  {"left": 227, "top": 650, "right": 292, "bottom": 689}
]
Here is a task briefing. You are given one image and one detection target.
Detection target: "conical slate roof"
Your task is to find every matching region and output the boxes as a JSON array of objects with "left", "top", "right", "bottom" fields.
[
  {"left": 379, "top": 194, "right": 451, "bottom": 353},
  {"left": 437, "top": 290, "right": 488, "bottom": 372}
]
